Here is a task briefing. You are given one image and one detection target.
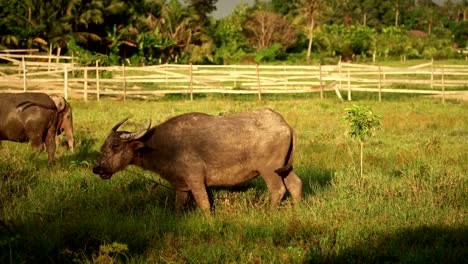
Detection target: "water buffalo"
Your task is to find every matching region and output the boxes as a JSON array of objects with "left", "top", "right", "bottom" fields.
[
  {"left": 50, "top": 94, "right": 74, "bottom": 152},
  {"left": 0, "top": 92, "right": 74, "bottom": 162},
  {"left": 93, "top": 109, "right": 303, "bottom": 216}
]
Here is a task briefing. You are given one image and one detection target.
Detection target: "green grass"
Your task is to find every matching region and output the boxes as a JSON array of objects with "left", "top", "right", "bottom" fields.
[{"left": 0, "top": 94, "right": 467, "bottom": 263}]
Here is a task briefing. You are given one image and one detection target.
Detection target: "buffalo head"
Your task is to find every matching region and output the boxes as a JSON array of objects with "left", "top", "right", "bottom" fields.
[
  {"left": 49, "top": 94, "right": 66, "bottom": 112},
  {"left": 93, "top": 118, "right": 151, "bottom": 179},
  {"left": 57, "top": 102, "right": 74, "bottom": 152}
]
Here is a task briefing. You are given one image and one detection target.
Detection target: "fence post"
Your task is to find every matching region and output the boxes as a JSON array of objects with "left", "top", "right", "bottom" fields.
[
  {"left": 48, "top": 44, "right": 52, "bottom": 72},
  {"left": 378, "top": 65, "right": 382, "bottom": 102},
  {"left": 122, "top": 64, "right": 126, "bottom": 102},
  {"left": 441, "top": 65, "right": 445, "bottom": 105},
  {"left": 256, "top": 63, "right": 262, "bottom": 101},
  {"left": 71, "top": 52, "right": 75, "bottom": 77},
  {"left": 189, "top": 62, "right": 193, "bottom": 101},
  {"left": 96, "top": 61, "right": 100, "bottom": 101},
  {"left": 347, "top": 70, "right": 351, "bottom": 101},
  {"left": 165, "top": 64, "right": 168, "bottom": 89},
  {"left": 430, "top": 58, "right": 434, "bottom": 90},
  {"left": 83, "top": 66, "right": 88, "bottom": 101},
  {"left": 56, "top": 47, "right": 61, "bottom": 70},
  {"left": 22, "top": 56, "right": 27, "bottom": 92},
  {"left": 319, "top": 63, "right": 323, "bottom": 99},
  {"left": 334, "top": 84, "right": 344, "bottom": 102},
  {"left": 338, "top": 60, "right": 342, "bottom": 90},
  {"left": 64, "top": 64, "right": 68, "bottom": 99},
  {"left": 283, "top": 65, "right": 287, "bottom": 90},
  {"left": 383, "top": 71, "right": 386, "bottom": 93},
  {"left": 234, "top": 66, "right": 237, "bottom": 89}
]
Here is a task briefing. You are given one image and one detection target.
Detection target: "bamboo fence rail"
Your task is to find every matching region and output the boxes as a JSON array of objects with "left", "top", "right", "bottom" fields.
[{"left": 0, "top": 53, "right": 467, "bottom": 103}]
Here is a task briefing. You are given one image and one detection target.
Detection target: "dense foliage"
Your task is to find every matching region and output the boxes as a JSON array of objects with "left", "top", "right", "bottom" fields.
[{"left": 0, "top": 0, "right": 466, "bottom": 65}]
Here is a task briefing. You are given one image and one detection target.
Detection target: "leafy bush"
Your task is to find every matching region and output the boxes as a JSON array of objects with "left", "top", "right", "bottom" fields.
[
  {"left": 68, "top": 39, "right": 110, "bottom": 66},
  {"left": 254, "top": 44, "right": 285, "bottom": 62}
]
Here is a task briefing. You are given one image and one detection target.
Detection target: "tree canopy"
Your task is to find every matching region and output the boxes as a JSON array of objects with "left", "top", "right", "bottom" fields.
[{"left": 0, "top": 0, "right": 466, "bottom": 65}]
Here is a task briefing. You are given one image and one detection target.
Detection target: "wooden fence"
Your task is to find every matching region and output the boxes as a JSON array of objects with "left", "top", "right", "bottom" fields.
[{"left": 0, "top": 53, "right": 467, "bottom": 103}]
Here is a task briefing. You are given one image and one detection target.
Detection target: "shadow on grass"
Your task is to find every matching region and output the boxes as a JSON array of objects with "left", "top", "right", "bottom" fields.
[
  {"left": 205, "top": 166, "right": 334, "bottom": 211},
  {"left": 56, "top": 133, "right": 100, "bottom": 167},
  {"left": 0, "top": 174, "right": 181, "bottom": 263},
  {"left": 0, "top": 161, "right": 39, "bottom": 207},
  {"left": 0, "top": 133, "right": 182, "bottom": 263},
  {"left": 305, "top": 225, "right": 468, "bottom": 263},
  {"left": 298, "top": 167, "right": 334, "bottom": 197},
  {"left": 0, "top": 139, "right": 334, "bottom": 263}
]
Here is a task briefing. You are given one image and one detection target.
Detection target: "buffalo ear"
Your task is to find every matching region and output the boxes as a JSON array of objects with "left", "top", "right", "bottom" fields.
[{"left": 130, "top": 141, "right": 145, "bottom": 151}]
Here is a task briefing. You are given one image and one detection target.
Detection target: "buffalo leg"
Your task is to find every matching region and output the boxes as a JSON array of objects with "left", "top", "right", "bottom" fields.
[
  {"left": 283, "top": 170, "right": 303, "bottom": 204},
  {"left": 66, "top": 134, "right": 74, "bottom": 152},
  {"left": 44, "top": 128, "right": 56, "bottom": 163},
  {"left": 186, "top": 180, "right": 211, "bottom": 216},
  {"left": 30, "top": 134, "right": 45, "bottom": 152},
  {"left": 260, "top": 170, "right": 287, "bottom": 210},
  {"left": 191, "top": 188, "right": 211, "bottom": 216},
  {"left": 174, "top": 190, "right": 190, "bottom": 214}
]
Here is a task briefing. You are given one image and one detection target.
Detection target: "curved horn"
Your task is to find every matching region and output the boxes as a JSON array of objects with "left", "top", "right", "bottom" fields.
[
  {"left": 111, "top": 117, "right": 129, "bottom": 132},
  {"left": 119, "top": 119, "right": 152, "bottom": 141}
]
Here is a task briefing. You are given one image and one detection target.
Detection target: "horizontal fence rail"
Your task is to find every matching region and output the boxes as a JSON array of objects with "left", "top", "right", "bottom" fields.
[{"left": 0, "top": 53, "right": 467, "bottom": 102}]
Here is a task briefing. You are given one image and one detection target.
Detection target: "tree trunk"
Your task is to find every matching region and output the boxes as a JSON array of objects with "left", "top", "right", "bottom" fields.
[
  {"left": 395, "top": 9, "right": 399, "bottom": 26},
  {"left": 428, "top": 17, "right": 433, "bottom": 35},
  {"left": 28, "top": 7, "right": 32, "bottom": 53},
  {"left": 395, "top": 1, "right": 400, "bottom": 27},
  {"left": 306, "top": 17, "right": 315, "bottom": 62}
]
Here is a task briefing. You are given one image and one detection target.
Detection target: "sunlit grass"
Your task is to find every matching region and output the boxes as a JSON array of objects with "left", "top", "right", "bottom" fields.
[{"left": 0, "top": 94, "right": 467, "bottom": 263}]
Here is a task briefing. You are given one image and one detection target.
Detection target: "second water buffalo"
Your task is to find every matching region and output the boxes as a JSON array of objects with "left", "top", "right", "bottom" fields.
[
  {"left": 93, "top": 108, "right": 303, "bottom": 216},
  {"left": 0, "top": 92, "right": 74, "bottom": 162},
  {"left": 50, "top": 94, "right": 74, "bottom": 152}
]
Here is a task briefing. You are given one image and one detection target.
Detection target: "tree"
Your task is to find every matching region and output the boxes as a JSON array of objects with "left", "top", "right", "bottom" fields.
[
  {"left": 0, "top": 0, "right": 23, "bottom": 48},
  {"left": 244, "top": 11, "right": 297, "bottom": 51},
  {"left": 343, "top": 105, "right": 382, "bottom": 178},
  {"left": 150, "top": 0, "right": 215, "bottom": 64},
  {"left": 316, "top": 24, "right": 353, "bottom": 58},
  {"left": 349, "top": 25, "right": 376, "bottom": 58},
  {"left": 185, "top": 0, "right": 217, "bottom": 24},
  {"left": 294, "top": 0, "right": 321, "bottom": 62},
  {"left": 211, "top": 3, "right": 250, "bottom": 64},
  {"left": 271, "top": 0, "right": 296, "bottom": 16}
]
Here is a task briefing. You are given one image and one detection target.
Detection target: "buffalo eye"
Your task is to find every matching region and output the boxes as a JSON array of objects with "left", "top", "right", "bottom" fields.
[{"left": 111, "top": 143, "right": 120, "bottom": 150}]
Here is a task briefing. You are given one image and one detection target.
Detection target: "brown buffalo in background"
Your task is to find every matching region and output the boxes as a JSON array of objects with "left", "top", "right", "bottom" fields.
[
  {"left": 0, "top": 92, "right": 74, "bottom": 162},
  {"left": 49, "top": 94, "right": 74, "bottom": 152}
]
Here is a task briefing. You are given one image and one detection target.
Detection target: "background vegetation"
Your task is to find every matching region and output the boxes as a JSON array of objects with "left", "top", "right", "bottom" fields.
[
  {"left": 0, "top": 93, "right": 466, "bottom": 263},
  {"left": 0, "top": 0, "right": 467, "bottom": 65}
]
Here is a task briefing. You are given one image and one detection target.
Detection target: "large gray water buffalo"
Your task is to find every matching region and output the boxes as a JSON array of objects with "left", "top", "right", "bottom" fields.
[
  {"left": 93, "top": 109, "right": 303, "bottom": 216},
  {"left": 0, "top": 92, "right": 74, "bottom": 162}
]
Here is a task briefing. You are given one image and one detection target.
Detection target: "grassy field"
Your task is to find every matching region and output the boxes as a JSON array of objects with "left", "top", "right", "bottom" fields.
[{"left": 0, "top": 93, "right": 467, "bottom": 263}]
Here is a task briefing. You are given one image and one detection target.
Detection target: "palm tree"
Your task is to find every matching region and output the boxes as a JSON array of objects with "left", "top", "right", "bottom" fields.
[
  {"left": 149, "top": 0, "right": 214, "bottom": 64},
  {"left": 294, "top": 0, "right": 321, "bottom": 62},
  {"left": 0, "top": 1, "right": 22, "bottom": 49}
]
